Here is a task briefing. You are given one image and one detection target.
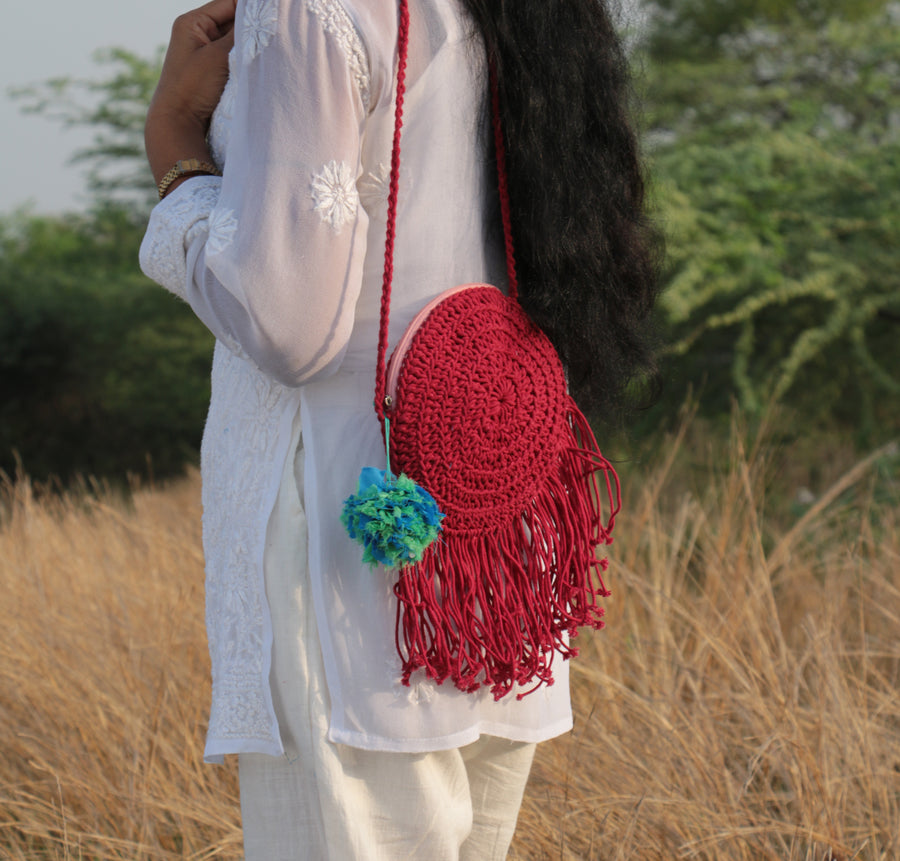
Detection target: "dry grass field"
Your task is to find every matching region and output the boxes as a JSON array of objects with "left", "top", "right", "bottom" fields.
[{"left": 1, "top": 422, "right": 898, "bottom": 859}]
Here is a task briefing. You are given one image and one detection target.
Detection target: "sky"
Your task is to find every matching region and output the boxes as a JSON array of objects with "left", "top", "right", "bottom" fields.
[
  {"left": 1, "top": 1, "right": 644, "bottom": 215},
  {"left": 0, "top": 1, "right": 191, "bottom": 214}
]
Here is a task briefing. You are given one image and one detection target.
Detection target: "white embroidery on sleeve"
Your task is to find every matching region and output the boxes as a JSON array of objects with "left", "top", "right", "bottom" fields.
[
  {"left": 206, "top": 207, "right": 239, "bottom": 256},
  {"left": 357, "top": 162, "right": 390, "bottom": 212},
  {"left": 139, "top": 177, "right": 222, "bottom": 300},
  {"left": 243, "top": 0, "right": 279, "bottom": 65},
  {"left": 306, "top": 0, "right": 370, "bottom": 110},
  {"left": 311, "top": 160, "right": 359, "bottom": 232},
  {"left": 358, "top": 162, "right": 413, "bottom": 214}
]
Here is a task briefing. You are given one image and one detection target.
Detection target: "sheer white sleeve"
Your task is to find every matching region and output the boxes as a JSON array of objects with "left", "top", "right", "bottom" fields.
[{"left": 143, "top": 0, "right": 371, "bottom": 386}]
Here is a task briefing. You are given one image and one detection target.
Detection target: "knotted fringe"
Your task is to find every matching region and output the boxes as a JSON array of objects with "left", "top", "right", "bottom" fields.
[{"left": 394, "top": 402, "right": 620, "bottom": 701}]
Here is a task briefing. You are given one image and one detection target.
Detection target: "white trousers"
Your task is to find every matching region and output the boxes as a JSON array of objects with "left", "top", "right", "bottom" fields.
[{"left": 239, "top": 433, "right": 535, "bottom": 860}]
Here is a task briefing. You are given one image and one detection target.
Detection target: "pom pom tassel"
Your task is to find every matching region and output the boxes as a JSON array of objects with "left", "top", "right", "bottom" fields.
[{"left": 342, "top": 419, "right": 444, "bottom": 568}]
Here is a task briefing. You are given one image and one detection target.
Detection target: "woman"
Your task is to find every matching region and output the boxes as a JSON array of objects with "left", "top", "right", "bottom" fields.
[{"left": 141, "top": 0, "right": 658, "bottom": 857}]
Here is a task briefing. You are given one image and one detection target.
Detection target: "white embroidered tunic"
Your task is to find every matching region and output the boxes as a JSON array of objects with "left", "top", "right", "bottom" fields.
[{"left": 140, "top": 0, "right": 572, "bottom": 763}]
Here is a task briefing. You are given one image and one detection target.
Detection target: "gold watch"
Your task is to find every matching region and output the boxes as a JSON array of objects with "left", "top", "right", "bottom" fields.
[{"left": 157, "top": 158, "right": 222, "bottom": 200}]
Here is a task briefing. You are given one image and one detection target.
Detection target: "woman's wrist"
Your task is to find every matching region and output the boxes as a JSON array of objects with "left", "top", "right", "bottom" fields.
[{"left": 146, "top": 109, "right": 214, "bottom": 186}]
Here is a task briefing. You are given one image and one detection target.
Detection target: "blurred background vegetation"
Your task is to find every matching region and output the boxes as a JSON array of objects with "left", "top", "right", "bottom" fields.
[{"left": 1, "top": 0, "right": 898, "bottom": 485}]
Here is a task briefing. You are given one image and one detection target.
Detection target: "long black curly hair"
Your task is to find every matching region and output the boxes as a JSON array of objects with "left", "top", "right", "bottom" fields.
[{"left": 459, "top": 0, "right": 662, "bottom": 420}]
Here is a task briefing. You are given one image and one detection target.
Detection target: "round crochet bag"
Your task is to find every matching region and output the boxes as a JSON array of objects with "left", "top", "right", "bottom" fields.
[{"left": 342, "top": 0, "right": 620, "bottom": 701}]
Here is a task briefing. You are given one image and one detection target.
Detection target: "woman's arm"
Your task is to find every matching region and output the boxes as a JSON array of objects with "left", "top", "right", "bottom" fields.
[
  {"left": 141, "top": 0, "right": 371, "bottom": 386},
  {"left": 145, "top": 0, "right": 235, "bottom": 196}
]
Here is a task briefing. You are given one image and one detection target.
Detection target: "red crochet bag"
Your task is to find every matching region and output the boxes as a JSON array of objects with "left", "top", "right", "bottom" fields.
[{"left": 343, "top": 0, "right": 620, "bottom": 701}]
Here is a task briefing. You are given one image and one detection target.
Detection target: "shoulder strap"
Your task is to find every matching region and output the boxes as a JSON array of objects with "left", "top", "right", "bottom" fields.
[{"left": 374, "top": 0, "right": 518, "bottom": 422}]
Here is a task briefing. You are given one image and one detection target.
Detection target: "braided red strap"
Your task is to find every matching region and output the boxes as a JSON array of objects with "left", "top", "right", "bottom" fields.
[
  {"left": 374, "top": 0, "right": 518, "bottom": 423},
  {"left": 374, "top": 0, "right": 411, "bottom": 424}
]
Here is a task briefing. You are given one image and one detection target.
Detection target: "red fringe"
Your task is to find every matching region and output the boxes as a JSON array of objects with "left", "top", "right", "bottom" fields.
[{"left": 393, "top": 401, "right": 620, "bottom": 701}]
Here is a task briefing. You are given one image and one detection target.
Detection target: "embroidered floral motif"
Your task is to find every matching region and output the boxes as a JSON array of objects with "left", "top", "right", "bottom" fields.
[
  {"left": 358, "top": 162, "right": 413, "bottom": 215},
  {"left": 357, "top": 162, "right": 390, "bottom": 212},
  {"left": 406, "top": 680, "right": 436, "bottom": 706},
  {"left": 311, "top": 160, "right": 359, "bottom": 231},
  {"left": 243, "top": 0, "right": 279, "bottom": 65},
  {"left": 306, "top": 0, "right": 370, "bottom": 110},
  {"left": 206, "top": 207, "right": 239, "bottom": 256},
  {"left": 388, "top": 657, "right": 435, "bottom": 706}
]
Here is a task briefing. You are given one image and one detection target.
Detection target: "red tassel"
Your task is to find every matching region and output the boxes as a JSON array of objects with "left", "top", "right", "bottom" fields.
[{"left": 393, "top": 399, "right": 620, "bottom": 701}]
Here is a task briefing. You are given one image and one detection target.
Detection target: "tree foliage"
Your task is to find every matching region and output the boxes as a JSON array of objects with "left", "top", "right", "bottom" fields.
[
  {"left": 11, "top": 48, "right": 163, "bottom": 210},
  {"left": 643, "top": 3, "right": 900, "bottom": 436},
  {"left": 4, "top": 8, "right": 900, "bottom": 483},
  {"left": 645, "top": 0, "right": 891, "bottom": 59},
  {"left": 0, "top": 205, "right": 213, "bottom": 483},
  {"left": 3, "top": 49, "right": 217, "bottom": 483}
]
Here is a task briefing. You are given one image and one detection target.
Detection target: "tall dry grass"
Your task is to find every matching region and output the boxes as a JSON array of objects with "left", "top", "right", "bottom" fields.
[
  {"left": 1, "top": 423, "right": 898, "bottom": 859},
  {"left": 514, "top": 425, "right": 900, "bottom": 861},
  {"left": 0, "top": 474, "right": 240, "bottom": 860}
]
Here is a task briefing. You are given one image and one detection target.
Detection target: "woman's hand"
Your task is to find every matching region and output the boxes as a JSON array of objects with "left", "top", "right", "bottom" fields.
[{"left": 145, "top": 0, "right": 237, "bottom": 193}]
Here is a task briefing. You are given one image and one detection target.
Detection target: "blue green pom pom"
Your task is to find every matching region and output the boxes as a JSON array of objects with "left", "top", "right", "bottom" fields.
[{"left": 342, "top": 467, "right": 444, "bottom": 568}]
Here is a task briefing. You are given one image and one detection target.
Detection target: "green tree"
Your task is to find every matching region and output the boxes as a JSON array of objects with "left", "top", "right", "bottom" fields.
[
  {"left": 642, "top": 4, "right": 900, "bottom": 437},
  {"left": 11, "top": 48, "right": 163, "bottom": 210},
  {"left": 645, "top": 0, "right": 891, "bottom": 59},
  {"left": 3, "top": 49, "right": 214, "bottom": 484},
  {"left": 0, "top": 206, "right": 213, "bottom": 483}
]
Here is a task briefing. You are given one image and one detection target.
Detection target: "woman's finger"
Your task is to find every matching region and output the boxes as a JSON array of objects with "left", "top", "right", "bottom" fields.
[
  {"left": 170, "top": 0, "right": 236, "bottom": 47},
  {"left": 194, "top": 0, "right": 237, "bottom": 29},
  {"left": 207, "top": 24, "right": 235, "bottom": 58}
]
